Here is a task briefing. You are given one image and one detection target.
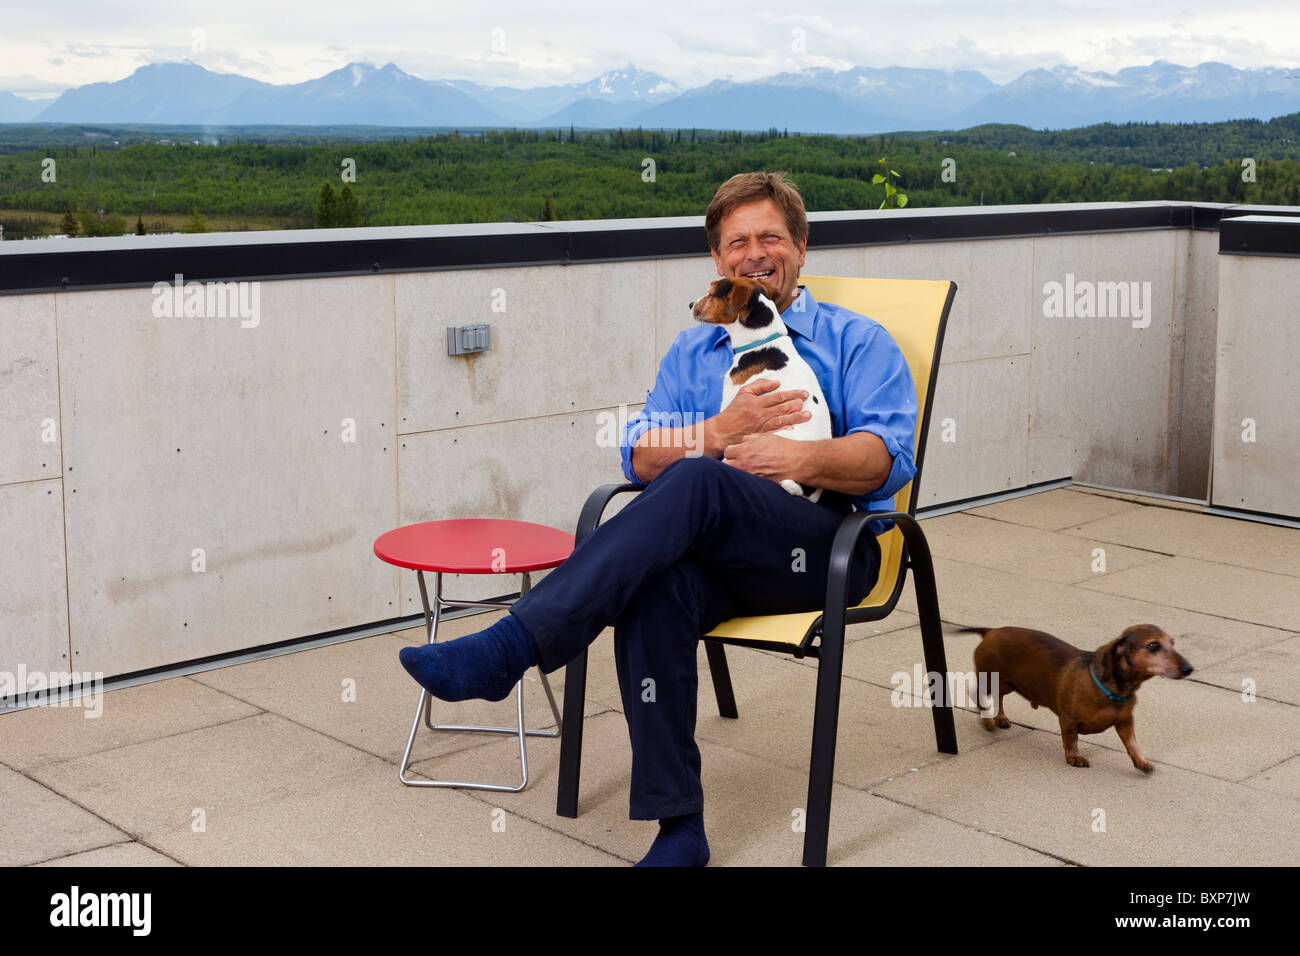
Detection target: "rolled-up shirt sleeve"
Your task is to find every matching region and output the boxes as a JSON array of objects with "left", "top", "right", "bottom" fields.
[
  {"left": 621, "top": 335, "right": 688, "bottom": 485},
  {"left": 843, "top": 323, "right": 918, "bottom": 507}
]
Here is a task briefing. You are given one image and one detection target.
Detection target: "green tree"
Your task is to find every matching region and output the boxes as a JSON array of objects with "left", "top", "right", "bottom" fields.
[
  {"left": 315, "top": 182, "right": 338, "bottom": 228},
  {"left": 59, "top": 204, "right": 79, "bottom": 238},
  {"left": 334, "top": 184, "right": 363, "bottom": 227},
  {"left": 79, "top": 206, "right": 103, "bottom": 237},
  {"left": 542, "top": 195, "right": 555, "bottom": 221},
  {"left": 135, "top": 215, "right": 146, "bottom": 236},
  {"left": 184, "top": 209, "right": 208, "bottom": 233},
  {"left": 101, "top": 212, "right": 127, "bottom": 236}
]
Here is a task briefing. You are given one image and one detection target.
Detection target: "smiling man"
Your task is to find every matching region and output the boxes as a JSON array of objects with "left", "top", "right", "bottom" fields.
[{"left": 399, "top": 171, "right": 917, "bottom": 866}]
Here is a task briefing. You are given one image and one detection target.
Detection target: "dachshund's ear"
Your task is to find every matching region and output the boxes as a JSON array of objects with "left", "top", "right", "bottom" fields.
[
  {"left": 1110, "top": 631, "right": 1135, "bottom": 682},
  {"left": 739, "top": 284, "right": 773, "bottom": 329}
]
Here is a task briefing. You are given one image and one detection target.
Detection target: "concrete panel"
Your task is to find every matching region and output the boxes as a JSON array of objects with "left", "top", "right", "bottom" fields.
[
  {"left": 396, "top": 408, "right": 626, "bottom": 607},
  {"left": 1169, "top": 230, "right": 1219, "bottom": 498},
  {"left": 1212, "top": 255, "right": 1300, "bottom": 518},
  {"left": 396, "top": 261, "right": 657, "bottom": 434},
  {"left": 1028, "top": 231, "right": 1177, "bottom": 489},
  {"left": 921, "top": 355, "right": 1030, "bottom": 505},
  {"left": 56, "top": 276, "right": 399, "bottom": 678},
  {"left": 0, "top": 479, "right": 70, "bottom": 680},
  {"left": 865, "top": 237, "right": 1034, "bottom": 364},
  {"left": 0, "top": 293, "right": 62, "bottom": 485},
  {"left": 654, "top": 254, "right": 717, "bottom": 364}
]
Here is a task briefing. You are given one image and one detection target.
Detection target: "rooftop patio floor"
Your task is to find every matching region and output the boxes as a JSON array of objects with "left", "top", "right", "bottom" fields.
[{"left": 4, "top": 485, "right": 1297, "bottom": 867}]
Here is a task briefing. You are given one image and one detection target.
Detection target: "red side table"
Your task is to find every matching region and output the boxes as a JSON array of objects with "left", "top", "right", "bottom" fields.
[{"left": 374, "top": 519, "right": 574, "bottom": 793}]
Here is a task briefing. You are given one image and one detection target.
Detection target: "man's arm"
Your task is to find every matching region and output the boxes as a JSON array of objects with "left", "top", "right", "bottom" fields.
[
  {"left": 630, "top": 379, "right": 811, "bottom": 483},
  {"left": 721, "top": 430, "right": 892, "bottom": 497}
]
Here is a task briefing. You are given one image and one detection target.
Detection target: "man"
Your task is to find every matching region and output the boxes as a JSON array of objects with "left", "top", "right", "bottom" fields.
[{"left": 399, "top": 171, "right": 917, "bottom": 866}]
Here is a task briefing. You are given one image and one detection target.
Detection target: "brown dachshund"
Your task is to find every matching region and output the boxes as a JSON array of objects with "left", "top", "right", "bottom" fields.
[{"left": 964, "top": 625, "right": 1193, "bottom": 772}]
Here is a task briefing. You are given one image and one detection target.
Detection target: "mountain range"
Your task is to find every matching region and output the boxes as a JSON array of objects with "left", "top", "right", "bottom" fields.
[{"left": 4, "top": 59, "right": 1299, "bottom": 133}]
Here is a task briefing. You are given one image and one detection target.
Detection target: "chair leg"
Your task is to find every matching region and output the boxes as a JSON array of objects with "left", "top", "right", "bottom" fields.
[
  {"left": 904, "top": 541, "right": 958, "bottom": 755},
  {"left": 703, "top": 641, "right": 739, "bottom": 719},
  {"left": 803, "top": 617, "right": 846, "bottom": 867},
  {"left": 555, "top": 648, "right": 588, "bottom": 818}
]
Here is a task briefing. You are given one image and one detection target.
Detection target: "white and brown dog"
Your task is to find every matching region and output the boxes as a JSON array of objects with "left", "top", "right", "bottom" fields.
[{"left": 690, "top": 275, "right": 832, "bottom": 501}]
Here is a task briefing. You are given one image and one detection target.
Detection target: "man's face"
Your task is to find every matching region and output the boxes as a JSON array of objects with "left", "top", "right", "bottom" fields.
[{"left": 710, "top": 198, "right": 807, "bottom": 314}]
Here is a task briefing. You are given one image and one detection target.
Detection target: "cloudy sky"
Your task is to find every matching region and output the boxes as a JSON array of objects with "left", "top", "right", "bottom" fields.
[{"left": 2, "top": 0, "right": 1299, "bottom": 98}]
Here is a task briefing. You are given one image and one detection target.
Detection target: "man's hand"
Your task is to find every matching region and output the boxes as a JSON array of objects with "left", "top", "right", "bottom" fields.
[
  {"left": 722, "top": 432, "right": 809, "bottom": 483},
  {"left": 725, "top": 430, "right": 894, "bottom": 498},
  {"left": 705, "top": 378, "right": 810, "bottom": 455},
  {"left": 631, "top": 378, "right": 810, "bottom": 482}
]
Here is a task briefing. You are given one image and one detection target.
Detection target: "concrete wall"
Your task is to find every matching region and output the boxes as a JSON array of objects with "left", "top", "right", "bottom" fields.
[
  {"left": 0, "top": 214, "right": 1287, "bottom": 682},
  {"left": 1212, "top": 227, "right": 1300, "bottom": 517}
]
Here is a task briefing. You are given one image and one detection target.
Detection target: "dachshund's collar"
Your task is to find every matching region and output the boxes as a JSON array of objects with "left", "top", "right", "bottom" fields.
[{"left": 1089, "top": 663, "right": 1131, "bottom": 702}]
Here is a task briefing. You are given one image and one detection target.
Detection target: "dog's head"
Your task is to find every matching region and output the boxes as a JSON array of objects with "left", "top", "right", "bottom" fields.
[
  {"left": 1098, "top": 625, "right": 1194, "bottom": 688},
  {"left": 690, "top": 275, "right": 780, "bottom": 329}
]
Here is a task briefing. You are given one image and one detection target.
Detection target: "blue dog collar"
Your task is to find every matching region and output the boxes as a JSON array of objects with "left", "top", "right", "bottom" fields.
[
  {"left": 732, "top": 332, "right": 782, "bottom": 354},
  {"left": 1090, "top": 664, "right": 1130, "bottom": 702}
]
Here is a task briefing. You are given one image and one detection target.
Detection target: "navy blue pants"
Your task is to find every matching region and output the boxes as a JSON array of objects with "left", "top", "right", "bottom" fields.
[{"left": 510, "top": 455, "right": 882, "bottom": 819}]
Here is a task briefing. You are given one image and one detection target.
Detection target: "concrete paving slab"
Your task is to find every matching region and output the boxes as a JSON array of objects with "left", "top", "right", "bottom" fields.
[
  {"left": 0, "top": 764, "right": 127, "bottom": 866},
  {"left": 967, "top": 487, "right": 1141, "bottom": 530},
  {"left": 419, "top": 711, "right": 1058, "bottom": 866},
  {"left": 1240, "top": 756, "right": 1300, "bottom": 802},
  {"left": 873, "top": 729, "right": 1300, "bottom": 865},
  {"left": 35, "top": 842, "right": 180, "bottom": 866},
  {"left": 687, "top": 639, "right": 1014, "bottom": 790},
  {"left": 897, "top": 556, "right": 1289, "bottom": 669},
  {"left": 0, "top": 676, "right": 258, "bottom": 771},
  {"left": 919, "top": 512, "right": 1165, "bottom": 585},
  {"left": 1194, "top": 635, "right": 1300, "bottom": 706},
  {"left": 144, "top": 759, "right": 618, "bottom": 866},
  {"left": 189, "top": 627, "right": 606, "bottom": 767},
  {"left": 1066, "top": 504, "right": 1300, "bottom": 577},
  {"left": 1079, "top": 555, "right": 1300, "bottom": 633},
  {"left": 27, "top": 712, "right": 386, "bottom": 841}
]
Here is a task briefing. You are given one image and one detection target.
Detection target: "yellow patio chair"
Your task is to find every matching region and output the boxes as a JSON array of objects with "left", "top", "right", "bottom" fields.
[{"left": 555, "top": 275, "right": 958, "bottom": 866}]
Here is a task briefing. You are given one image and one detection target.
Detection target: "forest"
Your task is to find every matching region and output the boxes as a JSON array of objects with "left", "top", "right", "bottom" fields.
[{"left": 0, "top": 114, "right": 1296, "bottom": 240}]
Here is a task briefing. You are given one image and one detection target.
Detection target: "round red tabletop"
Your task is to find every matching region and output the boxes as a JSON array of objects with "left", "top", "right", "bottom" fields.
[{"left": 373, "top": 519, "right": 574, "bottom": 574}]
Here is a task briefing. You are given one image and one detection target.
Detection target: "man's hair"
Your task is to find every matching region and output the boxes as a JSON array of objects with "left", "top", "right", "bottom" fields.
[{"left": 705, "top": 171, "right": 809, "bottom": 253}]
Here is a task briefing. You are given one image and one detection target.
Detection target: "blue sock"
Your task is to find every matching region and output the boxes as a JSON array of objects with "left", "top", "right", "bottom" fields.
[
  {"left": 634, "top": 812, "right": 709, "bottom": 867},
  {"left": 398, "top": 613, "right": 540, "bottom": 702}
]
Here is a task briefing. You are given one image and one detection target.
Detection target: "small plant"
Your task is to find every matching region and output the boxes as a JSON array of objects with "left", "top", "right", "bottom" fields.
[{"left": 873, "top": 158, "right": 908, "bottom": 209}]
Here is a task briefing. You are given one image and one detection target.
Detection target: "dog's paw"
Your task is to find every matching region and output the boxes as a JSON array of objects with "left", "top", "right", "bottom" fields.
[
  {"left": 1066, "top": 754, "right": 1090, "bottom": 768},
  {"left": 995, "top": 714, "right": 1011, "bottom": 729},
  {"left": 979, "top": 717, "right": 998, "bottom": 732},
  {"left": 1134, "top": 758, "right": 1153, "bottom": 773}
]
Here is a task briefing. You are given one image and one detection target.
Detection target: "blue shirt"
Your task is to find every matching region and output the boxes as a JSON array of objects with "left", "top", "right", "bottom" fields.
[{"left": 621, "top": 285, "right": 917, "bottom": 535}]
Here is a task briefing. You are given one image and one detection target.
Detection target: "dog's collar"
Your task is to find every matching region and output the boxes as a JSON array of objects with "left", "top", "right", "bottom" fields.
[
  {"left": 732, "top": 332, "right": 782, "bottom": 354},
  {"left": 1089, "top": 664, "right": 1131, "bottom": 702}
]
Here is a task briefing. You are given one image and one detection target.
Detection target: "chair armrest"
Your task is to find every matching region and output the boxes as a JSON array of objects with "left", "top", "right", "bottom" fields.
[
  {"left": 576, "top": 483, "right": 646, "bottom": 545},
  {"left": 824, "top": 509, "right": 941, "bottom": 645},
  {"left": 823, "top": 510, "right": 935, "bottom": 617}
]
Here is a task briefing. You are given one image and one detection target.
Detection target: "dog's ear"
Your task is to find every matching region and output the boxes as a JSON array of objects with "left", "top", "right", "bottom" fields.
[
  {"left": 1110, "top": 631, "right": 1136, "bottom": 684},
  {"left": 739, "top": 283, "right": 774, "bottom": 329},
  {"left": 713, "top": 277, "right": 732, "bottom": 298}
]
